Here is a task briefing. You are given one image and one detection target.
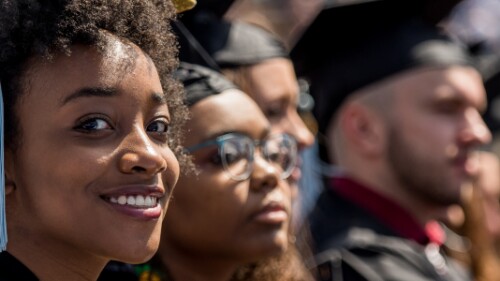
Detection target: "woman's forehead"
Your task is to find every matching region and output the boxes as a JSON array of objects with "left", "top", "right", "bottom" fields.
[{"left": 187, "top": 91, "right": 270, "bottom": 140}]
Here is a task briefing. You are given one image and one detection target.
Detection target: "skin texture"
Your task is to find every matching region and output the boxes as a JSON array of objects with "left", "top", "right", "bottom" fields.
[
  {"left": 160, "top": 89, "right": 292, "bottom": 281},
  {"left": 239, "top": 58, "right": 313, "bottom": 149},
  {"left": 5, "top": 39, "right": 180, "bottom": 280},
  {"left": 330, "top": 65, "right": 492, "bottom": 225},
  {"left": 223, "top": 58, "right": 314, "bottom": 190}
]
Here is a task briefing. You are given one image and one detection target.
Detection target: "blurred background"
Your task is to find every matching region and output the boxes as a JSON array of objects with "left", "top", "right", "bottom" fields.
[{"left": 204, "top": 0, "right": 500, "bottom": 148}]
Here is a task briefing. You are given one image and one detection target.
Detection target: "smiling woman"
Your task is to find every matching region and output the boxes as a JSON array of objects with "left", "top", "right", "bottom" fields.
[{"left": 0, "top": 0, "right": 187, "bottom": 280}]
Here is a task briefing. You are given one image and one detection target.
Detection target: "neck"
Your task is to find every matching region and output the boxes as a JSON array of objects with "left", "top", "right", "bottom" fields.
[{"left": 344, "top": 162, "right": 439, "bottom": 227}]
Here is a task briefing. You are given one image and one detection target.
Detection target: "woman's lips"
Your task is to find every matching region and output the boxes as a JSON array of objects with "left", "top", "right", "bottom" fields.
[
  {"left": 105, "top": 201, "right": 163, "bottom": 220},
  {"left": 252, "top": 202, "right": 289, "bottom": 224},
  {"left": 100, "top": 185, "right": 165, "bottom": 220}
]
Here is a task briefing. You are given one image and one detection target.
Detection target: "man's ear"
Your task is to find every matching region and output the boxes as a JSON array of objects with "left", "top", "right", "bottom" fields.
[
  {"left": 4, "top": 150, "right": 16, "bottom": 195},
  {"left": 339, "top": 101, "right": 386, "bottom": 157}
]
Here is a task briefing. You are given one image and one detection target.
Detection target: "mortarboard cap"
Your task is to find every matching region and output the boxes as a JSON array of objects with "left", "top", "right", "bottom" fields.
[
  {"left": 182, "top": 0, "right": 235, "bottom": 18},
  {"left": 175, "top": 62, "right": 238, "bottom": 106},
  {"left": 291, "top": 0, "right": 471, "bottom": 135},
  {"left": 176, "top": 13, "right": 288, "bottom": 70}
]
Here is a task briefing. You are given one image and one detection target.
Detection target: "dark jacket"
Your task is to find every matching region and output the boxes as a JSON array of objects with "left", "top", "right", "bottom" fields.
[
  {"left": 0, "top": 251, "right": 38, "bottom": 281},
  {"left": 308, "top": 186, "right": 472, "bottom": 281}
]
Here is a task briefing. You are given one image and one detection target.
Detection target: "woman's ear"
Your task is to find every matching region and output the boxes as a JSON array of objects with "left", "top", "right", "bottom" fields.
[
  {"left": 4, "top": 151, "right": 16, "bottom": 195},
  {"left": 339, "top": 101, "right": 386, "bottom": 157}
]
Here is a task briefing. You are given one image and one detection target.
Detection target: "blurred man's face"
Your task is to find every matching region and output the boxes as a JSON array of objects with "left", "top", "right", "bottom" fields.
[{"left": 385, "top": 66, "right": 491, "bottom": 207}]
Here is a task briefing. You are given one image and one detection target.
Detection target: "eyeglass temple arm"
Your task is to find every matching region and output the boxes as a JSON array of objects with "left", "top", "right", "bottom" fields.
[{"left": 184, "top": 139, "right": 221, "bottom": 153}]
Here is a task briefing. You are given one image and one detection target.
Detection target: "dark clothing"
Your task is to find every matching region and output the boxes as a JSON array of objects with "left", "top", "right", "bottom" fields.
[
  {"left": 97, "top": 261, "right": 137, "bottom": 281},
  {"left": 308, "top": 176, "right": 471, "bottom": 281},
  {"left": 0, "top": 251, "right": 38, "bottom": 281},
  {"left": 98, "top": 257, "right": 170, "bottom": 281}
]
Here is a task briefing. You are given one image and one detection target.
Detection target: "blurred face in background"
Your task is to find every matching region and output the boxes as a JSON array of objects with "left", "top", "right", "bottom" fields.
[
  {"left": 386, "top": 66, "right": 491, "bottom": 209},
  {"left": 223, "top": 57, "right": 314, "bottom": 198}
]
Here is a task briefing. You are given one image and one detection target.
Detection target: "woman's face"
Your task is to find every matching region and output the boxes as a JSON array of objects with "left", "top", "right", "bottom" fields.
[
  {"left": 5, "top": 39, "right": 180, "bottom": 264},
  {"left": 162, "top": 89, "right": 291, "bottom": 263},
  {"left": 238, "top": 58, "right": 314, "bottom": 187}
]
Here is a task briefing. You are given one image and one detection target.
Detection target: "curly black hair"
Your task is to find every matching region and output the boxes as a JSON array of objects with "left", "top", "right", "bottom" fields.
[{"left": 0, "top": 0, "right": 190, "bottom": 167}]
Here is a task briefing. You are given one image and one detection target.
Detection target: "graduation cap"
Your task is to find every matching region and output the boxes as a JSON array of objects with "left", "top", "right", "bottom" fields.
[
  {"left": 175, "top": 62, "right": 238, "bottom": 106},
  {"left": 175, "top": 12, "right": 288, "bottom": 70},
  {"left": 180, "top": 0, "right": 235, "bottom": 18},
  {"left": 290, "top": 0, "right": 471, "bottom": 135}
]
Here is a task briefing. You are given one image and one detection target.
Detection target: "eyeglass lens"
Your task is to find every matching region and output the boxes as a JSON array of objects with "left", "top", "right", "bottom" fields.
[{"left": 220, "top": 134, "right": 296, "bottom": 181}]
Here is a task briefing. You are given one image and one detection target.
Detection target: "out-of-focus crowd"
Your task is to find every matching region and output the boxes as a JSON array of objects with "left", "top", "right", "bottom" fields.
[{"left": 1, "top": 1, "right": 500, "bottom": 281}]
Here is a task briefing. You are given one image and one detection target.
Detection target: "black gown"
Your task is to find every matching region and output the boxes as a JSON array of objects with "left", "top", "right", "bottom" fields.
[
  {"left": 0, "top": 251, "right": 38, "bottom": 281},
  {"left": 308, "top": 179, "right": 472, "bottom": 281}
]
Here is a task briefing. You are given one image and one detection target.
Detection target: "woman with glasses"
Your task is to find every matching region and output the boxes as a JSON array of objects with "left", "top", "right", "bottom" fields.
[{"left": 133, "top": 62, "right": 307, "bottom": 281}]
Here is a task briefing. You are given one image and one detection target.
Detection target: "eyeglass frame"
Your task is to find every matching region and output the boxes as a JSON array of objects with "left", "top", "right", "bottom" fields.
[{"left": 184, "top": 132, "right": 298, "bottom": 181}]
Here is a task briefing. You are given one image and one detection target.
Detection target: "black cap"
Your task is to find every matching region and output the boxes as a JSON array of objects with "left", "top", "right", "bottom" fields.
[
  {"left": 291, "top": 0, "right": 471, "bottom": 134},
  {"left": 176, "top": 13, "right": 288, "bottom": 70},
  {"left": 175, "top": 62, "right": 237, "bottom": 106}
]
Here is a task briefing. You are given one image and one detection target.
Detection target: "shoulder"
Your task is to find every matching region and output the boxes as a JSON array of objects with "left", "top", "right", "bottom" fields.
[
  {"left": 309, "top": 233, "right": 471, "bottom": 281},
  {"left": 308, "top": 190, "right": 393, "bottom": 253}
]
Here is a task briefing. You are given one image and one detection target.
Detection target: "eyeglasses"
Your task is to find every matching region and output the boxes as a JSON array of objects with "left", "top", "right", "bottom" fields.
[{"left": 184, "top": 133, "right": 298, "bottom": 181}]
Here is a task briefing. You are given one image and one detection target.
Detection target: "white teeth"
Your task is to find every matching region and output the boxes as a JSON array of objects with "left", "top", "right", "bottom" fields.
[
  {"left": 118, "top": 195, "right": 127, "bottom": 205},
  {"left": 136, "top": 195, "right": 145, "bottom": 206},
  {"left": 145, "top": 196, "right": 152, "bottom": 206},
  {"left": 109, "top": 195, "right": 158, "bottom": 208}
]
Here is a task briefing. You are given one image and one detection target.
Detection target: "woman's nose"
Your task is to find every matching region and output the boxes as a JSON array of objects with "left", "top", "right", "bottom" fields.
[
  {"left": 249, "top": 153, "right": 280, "bottom": 191},
  {"left": 118, "top": 127, "right": 167, "bottom": 177}
]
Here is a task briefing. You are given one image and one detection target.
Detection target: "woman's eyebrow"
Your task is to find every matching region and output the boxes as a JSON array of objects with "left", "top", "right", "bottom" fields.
[
  {"left": 61, "top": 86, "right": 118, "bottom": 105},
  {"left": 151, "top": 92, "right": 167, "bottom": 105},
  {"left": 61, "top": 87, "right": 167, "bottom": 105}
]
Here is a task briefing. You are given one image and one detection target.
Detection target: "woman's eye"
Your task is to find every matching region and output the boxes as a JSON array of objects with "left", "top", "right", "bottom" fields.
[
  {"left": 75, "top": 117, "right": 112, "bottom": 132},
  {"left": 265, "top": 107, "right": 285, "bottom": 119},
  {"left": 224, "top": 150, "right": 245, "bottom": 165},
  {"left": 210, "top": 151, "right": 244, "bottom": 166},
  {"left": 147, "top": 120, "right": 169, "bottom": 134},
  {"left": 210, "top": 153, "right": 224, "bottom": 166}
]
